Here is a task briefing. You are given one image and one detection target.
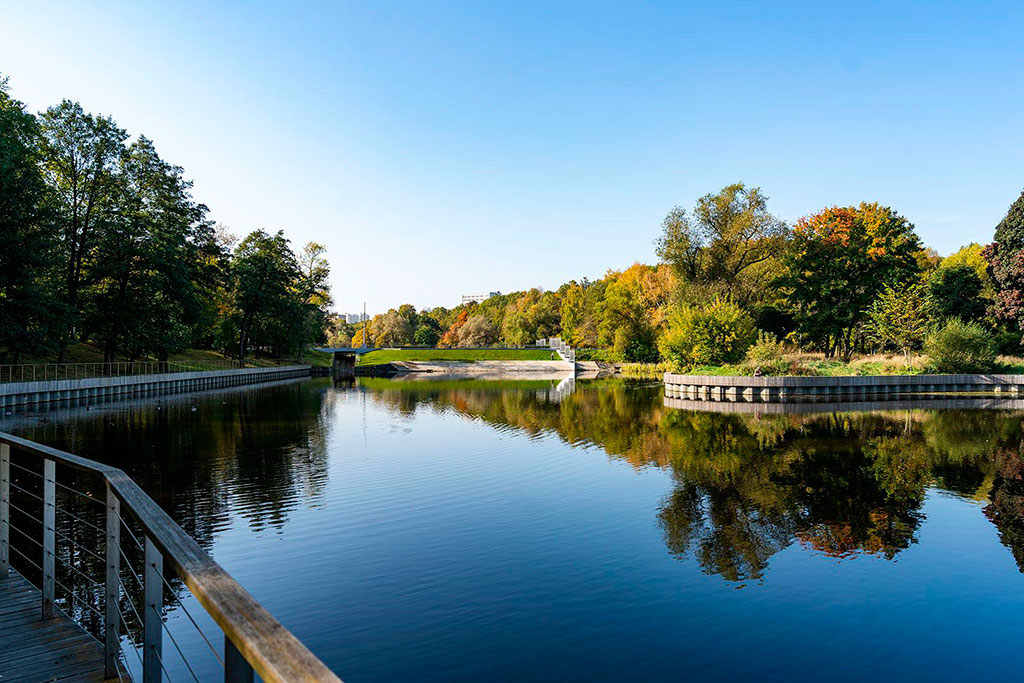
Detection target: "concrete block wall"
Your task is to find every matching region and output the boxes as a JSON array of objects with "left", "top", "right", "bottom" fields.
[
  {"left": 663, "top": 372, "right": 1024, "bottom": 405},
  {"left": 0, "top": 366, "right": 311, "bottom": 408}
]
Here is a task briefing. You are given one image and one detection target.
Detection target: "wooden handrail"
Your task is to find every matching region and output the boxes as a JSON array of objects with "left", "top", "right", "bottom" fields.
[{"left": 0, "top": 431, "right": 341, "bottom": 682}]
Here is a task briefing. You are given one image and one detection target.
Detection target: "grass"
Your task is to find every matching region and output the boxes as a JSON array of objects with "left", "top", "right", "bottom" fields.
[
  {"left": 355, "top": 348, "right": 562, "bottom": 367},
  {"left": 21, "top": 343, "right": 331, "bottom": 368},
  {"left": 659, "top": 352, "right": 1024, "bottom": 377}
]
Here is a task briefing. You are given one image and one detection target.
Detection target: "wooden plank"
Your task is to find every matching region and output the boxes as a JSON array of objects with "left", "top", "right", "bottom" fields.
[{"left": 0, "top": 570, "right": 107, "bottom": 682}]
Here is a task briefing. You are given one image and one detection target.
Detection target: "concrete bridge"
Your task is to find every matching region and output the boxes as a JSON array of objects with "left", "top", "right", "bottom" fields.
[{"left": 314, "top": 347, "right": 378, "bottom": 379}]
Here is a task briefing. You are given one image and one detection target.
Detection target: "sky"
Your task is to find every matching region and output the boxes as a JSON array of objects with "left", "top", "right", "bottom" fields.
[{"left": 2, "top": 1, "right": 1023, "bottom": 314}]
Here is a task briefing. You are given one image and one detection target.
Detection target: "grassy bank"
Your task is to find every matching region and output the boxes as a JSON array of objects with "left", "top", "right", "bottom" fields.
[
  {"left": 627, "top": 353, "right": 1024, "bottom": 378},
  {"left": 355, "top": 348, "right": 562, "bottom": 367},
  {"left": 22, "top": 343, "right": 331, "bottom": 368}
]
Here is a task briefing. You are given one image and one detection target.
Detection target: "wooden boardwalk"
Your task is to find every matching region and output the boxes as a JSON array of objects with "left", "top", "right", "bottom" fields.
[{"left": 0, "top": 571, "right": 108, "bottom": 682}]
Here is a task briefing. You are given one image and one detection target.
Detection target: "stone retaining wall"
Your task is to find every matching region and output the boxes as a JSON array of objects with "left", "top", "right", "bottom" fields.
[{"left": 0, "top": 366, "right": 311, "bottom": 407}]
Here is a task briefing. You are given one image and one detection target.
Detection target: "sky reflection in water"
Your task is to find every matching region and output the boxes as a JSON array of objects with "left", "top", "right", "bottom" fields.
[{"left": 7, "top": 377, "right": 1024, "bottom": 681}]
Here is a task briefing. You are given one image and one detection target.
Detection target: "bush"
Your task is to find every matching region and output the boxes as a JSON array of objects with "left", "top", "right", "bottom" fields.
[
  {"left": 743, "top": 331, "right": 789, "bottom": 375},
  {"left": 924, "top": 319, "right": 996, "bottom": 373},
  {"left": 658, "top": 298, "right": 756, "bottom": 370}
]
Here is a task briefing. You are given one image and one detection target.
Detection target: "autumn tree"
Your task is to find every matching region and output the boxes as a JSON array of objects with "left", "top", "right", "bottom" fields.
[
  {"left": 459, "top": 314, "right": 498, "bottom": 347},
  {"left": 781, "top": 203, "right": 922, "bottom": 358}
]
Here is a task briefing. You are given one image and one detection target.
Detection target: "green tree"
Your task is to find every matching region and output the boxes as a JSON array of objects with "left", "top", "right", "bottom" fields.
[
  {"left": 38, "top": 100, "right": 127, "bottom": 360},
  {"left": 0, "top": 76, "right": 60, "bottom": 361},
  {"left": 927, "top": 265, "right": 986, "bottom": 324},
  {"left": 229, "top": 230, "right": 300, "bottom": 366},
  {"left": 658, "top": 298, "right": 756, "bottom": 369},
  {"left": 865, "top": 284, "right": 930, "bottom": 367},
  {"left": 656, "top": 183, "right": 789, "bottom": 307},
  {"left": 781, "top": 202, "right": 922, "bottom": 358},
  {"left": 86, "top": 136, "right": 206, "bottom": 362}
]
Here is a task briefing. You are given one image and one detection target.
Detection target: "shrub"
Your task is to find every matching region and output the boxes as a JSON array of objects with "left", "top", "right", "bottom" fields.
[
  {"left": 924, "top": 319, "right": 996, "bottom": 373},
  {"left": 743, "top": 331, "right": 789, "bottom": 375},
  {"left": 658, "top": 298, "right": 756, "bottom": 370}
]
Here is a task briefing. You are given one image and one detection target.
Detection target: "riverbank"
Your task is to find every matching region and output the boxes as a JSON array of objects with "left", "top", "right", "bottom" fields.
[{"left": 355, "top": 348, "right": 561, "bottom": 366}]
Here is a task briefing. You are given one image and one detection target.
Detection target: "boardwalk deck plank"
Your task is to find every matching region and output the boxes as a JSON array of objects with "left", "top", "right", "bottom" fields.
[{"left": 0, "top": 571, "right": 109, "bottom": 682}]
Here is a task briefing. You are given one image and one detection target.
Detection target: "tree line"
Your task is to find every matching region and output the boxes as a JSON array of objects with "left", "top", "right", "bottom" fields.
[
  {"left": 0, "top": 76, "right": 331, "bottom": 366},
  {"left": 337, "top": 182, "right": 1024, "bottom": 369}
]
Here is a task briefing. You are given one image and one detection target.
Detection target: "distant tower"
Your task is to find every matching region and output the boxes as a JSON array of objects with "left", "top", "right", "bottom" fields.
[{"left": 362, "top": 301, "right": 368, "bottom": 348}]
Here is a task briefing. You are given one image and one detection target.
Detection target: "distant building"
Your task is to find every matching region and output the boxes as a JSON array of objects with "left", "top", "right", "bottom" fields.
[
  {"left": 344, "top": 313, "right": 370, "bottom": 324},
  {"left": 461, "top": 291, "right": 501, "bottom": 305}
]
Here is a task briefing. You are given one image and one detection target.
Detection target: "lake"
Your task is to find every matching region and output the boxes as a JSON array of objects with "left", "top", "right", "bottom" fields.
[{"left": 5, "top": 376, "right": 1024, "bottom": 681}]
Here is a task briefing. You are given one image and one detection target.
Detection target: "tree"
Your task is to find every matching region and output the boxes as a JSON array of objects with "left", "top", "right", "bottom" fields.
[
  {"left": 374, "top": 310, "right": 413, "bottom": 346},
  {"left": 229, "top": 230, "right": 300, "bottom": 366},
  {"left": 38, "top": 100, "right": 127, "bottom": 360},
  {"left": 781, "top": 202, "right": 922, "bottom": 358},
  {"left": 927, "top": 265, "right": 986, "bottom": 324},
  {"left": 865, "top": 284, "right": 930, "bottom": 367},
  {"left": 942, "top": 243, "right": 994, "bottom": 299},
  {"left": 0, "top": 76, "right": 60, "bottom": 361},
  {"left": 85, "top": 136, "right": 206, "bottom": 362},
  {"left": 655, "top": 183, "right": 789, "bottom": 307},
  {"left": 658, "top": 298, "right": 756, "bottom": 369},
  {"left": 983, "top": 189, "right": 1024, "bottom": 335},
  {"left": 413, "top": 324, "right": 440, "bottom": 347},
  {"left": 459, "top": 315, "right": 498, "bottom": 347}
]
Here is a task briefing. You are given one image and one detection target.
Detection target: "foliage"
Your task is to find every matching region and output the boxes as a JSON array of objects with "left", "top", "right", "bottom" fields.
[
  {"left": 658, "top": 298, "right": 756, "bottom": 370},
  {"left": 356, "top": 348, "right": 556, "bottom": 366},
  {"left": 458, "top": 314, "right": 499, "bottom": 347},
  {"left": 924, "top": 319, "right": 996, "bottom": 373},
  {"left": 655, "top": 183, "right": 789, "bottom": 307},
  {"left": 0, "top": 77, "right": 60, "bottom": 362},
  {"left": 983, "top": 189, "right": 1024, "bottom": 336},
  {"left": 743, "top": 331, "right": 789, "bottom": 375},
  {"left": 940, "top": 243, "right": 994, "bottom": 298},
  {"left": 927, "top": 265, "right": 986, "bottom": 323},
  {"left": 781, "top": 202, "right": 922, "bottom": 358},
  {"left": 865, "top": 284, "right": 931, "bottom": 366},
  {"left": 413, "top": 324, "right": 441, "bottom": 347}
]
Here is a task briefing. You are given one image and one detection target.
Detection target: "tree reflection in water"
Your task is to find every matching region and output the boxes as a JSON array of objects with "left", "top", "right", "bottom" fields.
[{"left": 364, "top": 378, "right": 1024, "bottom": 582}]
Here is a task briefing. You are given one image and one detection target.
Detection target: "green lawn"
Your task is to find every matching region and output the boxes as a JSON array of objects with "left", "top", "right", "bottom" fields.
[{"left": 355, "top": 348, "right": 561, "bottom": 366}]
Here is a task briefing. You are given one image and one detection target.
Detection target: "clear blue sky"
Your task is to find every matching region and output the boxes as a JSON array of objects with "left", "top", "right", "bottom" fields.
[{"left": 3, "top": 1, "right": 1023, "bottom": 314}]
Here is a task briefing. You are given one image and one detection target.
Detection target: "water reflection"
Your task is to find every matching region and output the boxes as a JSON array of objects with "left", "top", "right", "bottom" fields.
[{"left": 361, "top": 378, "right": 1024, "bottom": 582}]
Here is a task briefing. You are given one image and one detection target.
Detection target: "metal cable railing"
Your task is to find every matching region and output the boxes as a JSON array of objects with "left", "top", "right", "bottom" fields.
[
  {"left": 0, "top": 359, "right": 260, "bottom": 384},
  {"left": 0, "top": 433, "right": 340, "bottom": 682}
]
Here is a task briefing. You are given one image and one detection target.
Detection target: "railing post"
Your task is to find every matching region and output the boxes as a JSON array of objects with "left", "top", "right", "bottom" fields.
[
  {"left": 225, "top": 635, "right": 255, "bottom": 682},
  {"left": 0, "top": 443, "right": 9, "bottom": 578},
  {"left": 42, "top": 458, "right": 55, "bottom": 619},
  {"left": 144, "top": 535, "right": 163, "bottom": 683},
  {"left": 106, "top": 486, "right": 121, "bottom": 679}
]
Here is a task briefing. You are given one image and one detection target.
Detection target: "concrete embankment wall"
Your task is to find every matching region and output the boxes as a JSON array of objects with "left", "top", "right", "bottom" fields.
[
  {"left": 358, "top": 360, "right": 574, "bottom": 377},
  {"left": 0, "top": 366, "right": 311, "bottom": 408},
  {"left": 664, "top": 372, "right": 1024, "bottom": 403}
]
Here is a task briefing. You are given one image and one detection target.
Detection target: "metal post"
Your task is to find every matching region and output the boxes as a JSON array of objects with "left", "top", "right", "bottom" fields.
[
  {"left": 0, "top": 443, "right": 9, "bottom": 578},
  {"left": 144, "top": 535, "right": 163, "bottom": 683},
  {"left": 225, "top": 636, "right": 255, "bottom": 682},
  {"left": 105, "top": 487, "right": 121, "bottom": 679},
  {"left": 42, "top": 458, "right": 55, "bottom": 619}
]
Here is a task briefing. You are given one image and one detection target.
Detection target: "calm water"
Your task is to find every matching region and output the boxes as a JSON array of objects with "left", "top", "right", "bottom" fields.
[{"left": 6, "top": 377, "right": 1024, "bottom": 680}]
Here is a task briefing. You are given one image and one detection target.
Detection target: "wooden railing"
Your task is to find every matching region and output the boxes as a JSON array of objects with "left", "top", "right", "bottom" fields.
[{"left": 0, "top": 431, "right": 341, "bottom": 682}]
